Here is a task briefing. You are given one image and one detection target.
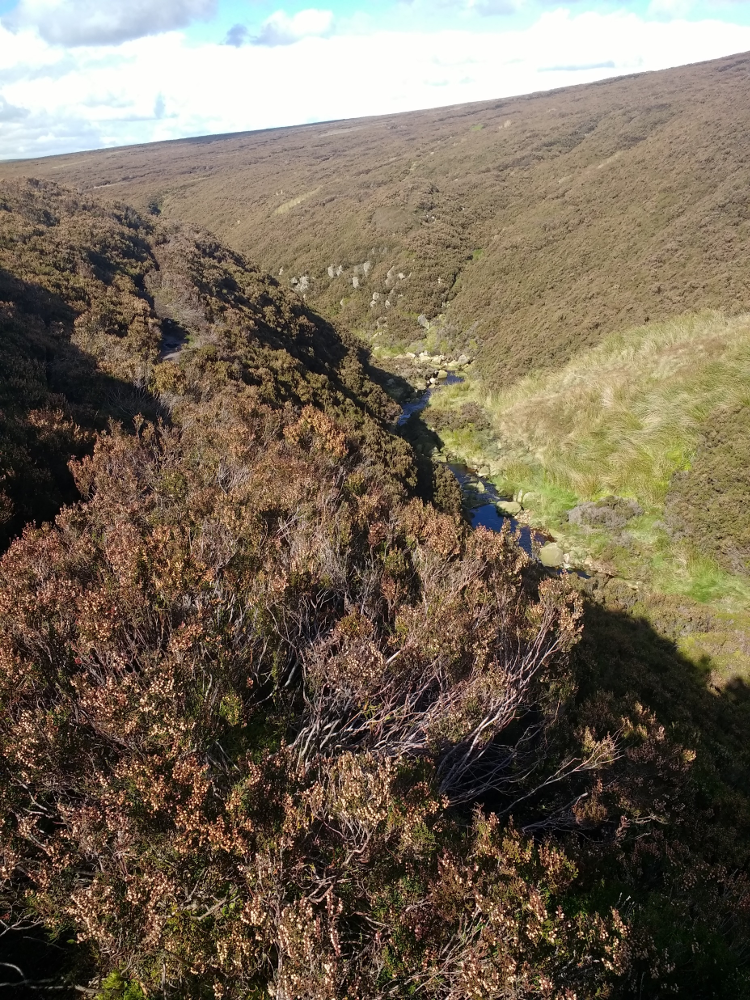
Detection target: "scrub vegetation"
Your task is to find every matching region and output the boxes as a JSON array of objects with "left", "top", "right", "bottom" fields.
[
  {"left": 2, "top": 49, "right": 750, "bottom": 1000},
  {"left": 3, "top": 52, "right": 750, "bottom": 390}
]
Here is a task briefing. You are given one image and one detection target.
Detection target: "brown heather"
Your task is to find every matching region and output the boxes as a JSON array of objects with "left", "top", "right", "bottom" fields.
[
  {"left": 0, "top": 181, "right": 750, "bottom": 998},
  {"left": 3, "top": 53, "right": 750, "bottom": 386}
]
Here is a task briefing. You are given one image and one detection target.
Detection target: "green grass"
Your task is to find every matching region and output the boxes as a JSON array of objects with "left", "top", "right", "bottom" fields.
[{"left": 423, "top": 310, "right": 750, "bottom": 612}]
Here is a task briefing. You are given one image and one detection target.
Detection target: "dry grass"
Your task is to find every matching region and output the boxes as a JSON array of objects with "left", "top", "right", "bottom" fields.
[
  {"left": 425, "top": 310, "right": 750, "bottom": 610},
  {"left": 479, "top": 310, "right": 750, "bottom": 505}
]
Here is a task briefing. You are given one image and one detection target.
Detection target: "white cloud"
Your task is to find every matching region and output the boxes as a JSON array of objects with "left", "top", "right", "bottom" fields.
[
  {"left": 648, "top": 0, "right": 696, "bottom": 17},
  {"left": 2, "top": 9, "right": 750, "bottom": 159},
  {"left": 252, "top": 9, "right": 335, "bottom": 46},
  {"left": 5, "top": 0, "right": 217, "bottom": 47},
  {"left": 0, "top": 94, "right": 29, "bottom": 120}
]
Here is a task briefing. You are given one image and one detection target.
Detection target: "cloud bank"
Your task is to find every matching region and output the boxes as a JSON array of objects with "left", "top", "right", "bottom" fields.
[
  {"left": 6, "top": 0, "right": 217, "bottom": 47},
  {"left": 252, "top": 9, "right": 335, "bottom": 46},
  {"left": 2, "top": 8, "right": 750, "bottom": 159}
]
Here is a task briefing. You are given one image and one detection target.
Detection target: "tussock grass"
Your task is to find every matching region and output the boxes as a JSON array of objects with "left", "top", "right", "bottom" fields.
[
  {"left": 426, "top": 311, "right": 750, "bottom": 608},
  {"left": 475, "top": 310, "right": 750, "bottom": 506}
]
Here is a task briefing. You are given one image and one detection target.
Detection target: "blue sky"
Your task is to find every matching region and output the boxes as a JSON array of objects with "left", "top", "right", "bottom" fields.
[{"left": 1, "top": 0, "right": 750, "bottom": 159}]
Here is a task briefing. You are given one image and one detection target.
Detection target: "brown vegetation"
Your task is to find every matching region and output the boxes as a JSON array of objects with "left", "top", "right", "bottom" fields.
[
  {"left": 666, "top": 402, "right": 750, "bottom": 576},
  {"left": 1, "top": 178, "right": 750, "bottom": 998},
  {"left": 3, "top": 53, "right": 750, "bottom": 386}
]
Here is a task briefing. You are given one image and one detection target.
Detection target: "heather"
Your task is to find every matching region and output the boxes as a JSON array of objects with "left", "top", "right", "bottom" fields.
[
  {"left": 4, "top": 53, "right": 750, "bottom": 390},
  {"left": 1, "top": 180, "right": 750, "bottom": 999}
]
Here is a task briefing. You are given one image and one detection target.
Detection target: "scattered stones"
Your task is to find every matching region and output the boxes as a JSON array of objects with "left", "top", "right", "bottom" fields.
[{"left": 539, "top": 543, "right": 565, "bottom": 568}]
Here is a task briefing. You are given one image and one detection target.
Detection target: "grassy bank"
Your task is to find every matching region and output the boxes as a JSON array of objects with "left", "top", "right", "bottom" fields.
[{"left": 422, "top": 310, "right": 750, "bottom": 674}]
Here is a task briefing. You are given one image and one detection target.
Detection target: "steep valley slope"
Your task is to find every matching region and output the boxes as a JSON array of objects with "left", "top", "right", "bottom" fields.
[
  {"left": 7, "top": 179, "right": 750, "bottom": 999},
  {"left": 2, "top": 52, "right": 750, "bottom": 387},
  {"left": 3, "top": 57, "right": 750, "bottom": 997}
]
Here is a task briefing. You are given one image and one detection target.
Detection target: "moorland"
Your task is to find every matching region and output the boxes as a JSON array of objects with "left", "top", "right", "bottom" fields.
[{"left": 1, "top": 50, "right": 750, "bottom": 999}]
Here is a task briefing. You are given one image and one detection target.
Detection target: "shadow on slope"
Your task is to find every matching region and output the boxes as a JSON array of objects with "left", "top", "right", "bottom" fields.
[
  {"left": 0, "top": 268, "right": 168, "bottom": 552},
  {"left": 572, "top": 598, "right": 750, "bottom": 996}
]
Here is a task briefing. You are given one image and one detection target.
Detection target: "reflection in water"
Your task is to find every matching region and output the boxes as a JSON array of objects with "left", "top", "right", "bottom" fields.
[
  {"left": 398, "top": 375, "right": 542, "bottom": 552},
  {"left": 448, "top": 462, "right": 541, "bottom": 555},
  {"left": 396, "top": 375, "right": 585, "bottom": 573}
]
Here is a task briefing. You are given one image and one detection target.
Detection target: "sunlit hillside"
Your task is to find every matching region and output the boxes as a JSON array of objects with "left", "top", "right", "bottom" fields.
[{"left": 2, "top": 51, "right": 750, "bottom": 388}]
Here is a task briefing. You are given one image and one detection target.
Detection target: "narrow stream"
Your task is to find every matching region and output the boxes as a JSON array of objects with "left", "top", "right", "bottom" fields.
[{"left": 398, "top": 374, "right": 543, "bottom": 556}]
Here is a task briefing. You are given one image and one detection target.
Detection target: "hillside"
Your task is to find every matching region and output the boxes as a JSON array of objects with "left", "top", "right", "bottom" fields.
[
  {"left": 0, "top": 177, "right": 421, "bottom": 546},
  {"left": 2, "top": 181, "right": 750, "bottom": 998},
  {"left": 2, "top": 52, "right": 750, "bottom": 386}
]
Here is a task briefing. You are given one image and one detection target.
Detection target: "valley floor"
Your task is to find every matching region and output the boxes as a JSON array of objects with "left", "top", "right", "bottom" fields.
[{"left": 376, "top": 309, "right": 750, "bottom": 686}]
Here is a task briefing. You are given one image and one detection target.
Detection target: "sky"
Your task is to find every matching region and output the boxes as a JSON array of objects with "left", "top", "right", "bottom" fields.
[{"left": 0, "top": 0, "right": 750, "bottom": 160}]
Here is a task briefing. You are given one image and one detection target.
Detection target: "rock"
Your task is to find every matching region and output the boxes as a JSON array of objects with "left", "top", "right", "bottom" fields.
[
  {"left": 568, "top": 496, "right": 643, "bottom": 531},
  {"left": 436, "top": 369, "right": 448, "bottom": 379},
  {"left": 539, "top": 543, "right": 565, "bottom": 568},
  {"left": 352, "top": 276, "right": 360, "bottom": 289},
  {"left": 519, "top": 492, "right": 539, "bottom": 508},
  {"left": 457, "top": 354, "right": 471, "bottom": 365},
  {"left": 417, "top": 314, "right": 430, "bottom": 329},
  {"left": 477, "top": 465, "right": 491, "bottom": 478},
  {"left": 418, "top": 351, "right": 431, "bottom": 360},
  {"left": 405, "top": 352, "right": 416, "bottom": 359},
  {"left": 496, "top": 501, "right": 522, "bottom": 516}
]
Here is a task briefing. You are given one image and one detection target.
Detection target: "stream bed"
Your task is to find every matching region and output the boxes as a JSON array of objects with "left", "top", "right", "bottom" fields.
[{"left": 398, "top": 374, "right": 544, "bottom": 556}]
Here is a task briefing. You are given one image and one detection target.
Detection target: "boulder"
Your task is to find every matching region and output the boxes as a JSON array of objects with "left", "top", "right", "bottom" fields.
[
  {"left": 496, "top": 501, "right": 522, "bottom": 516},
  {"left": 436, "top": 369, "right": 448, "bottom": 379},
  {"left": 539, "top": 543, "right": 565, "bottom": 568},
  {"left": 457, "top": 354, "right": 471, "bottom": 365}
]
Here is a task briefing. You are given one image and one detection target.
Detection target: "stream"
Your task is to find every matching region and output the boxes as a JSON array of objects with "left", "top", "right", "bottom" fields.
[{"left": 398, "top": 374, "right": 542, "bottom": 556}]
